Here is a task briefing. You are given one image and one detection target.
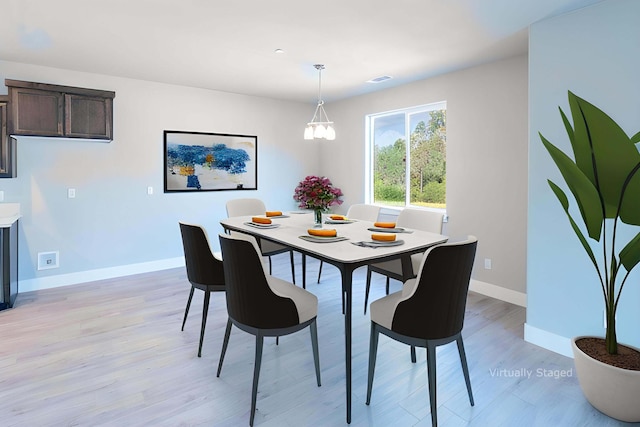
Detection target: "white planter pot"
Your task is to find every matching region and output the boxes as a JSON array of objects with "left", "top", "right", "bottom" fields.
[{"left": 572, "top": 336, "right": 640, "bottom": 422}]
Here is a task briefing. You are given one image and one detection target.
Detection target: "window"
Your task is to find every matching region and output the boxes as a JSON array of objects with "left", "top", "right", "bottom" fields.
[{"left": 366, "top": 102, "right": 446, "bottom": 210}]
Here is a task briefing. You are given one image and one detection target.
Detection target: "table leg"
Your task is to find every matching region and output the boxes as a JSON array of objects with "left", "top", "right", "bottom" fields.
[
  {"left": 341, "top": 267, "right": 353, "bottom": 424},
  {"left": 302, "top": 254, "right": 307, "bottom": 289}
]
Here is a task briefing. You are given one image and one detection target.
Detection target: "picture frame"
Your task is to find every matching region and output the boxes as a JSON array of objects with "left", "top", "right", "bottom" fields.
[{"left": 164, "top": 130, "right": 257, "bottom": 192}]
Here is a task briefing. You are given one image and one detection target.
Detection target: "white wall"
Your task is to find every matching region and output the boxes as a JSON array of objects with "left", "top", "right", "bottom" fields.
[
  {"left": 0, "top": 56, "right": 530, "bottom": 305},
  {"left": 527, "top": 0, "right": 640, "bottom": 356},
  {"left": 0, "top": 60, "right": 318, "bottom": 291},
  {"left": 324, "top": 56, "right": 529, "bottom": 301}
]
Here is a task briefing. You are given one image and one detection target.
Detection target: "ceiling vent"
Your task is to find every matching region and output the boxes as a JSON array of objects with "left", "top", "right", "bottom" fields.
[{"left": 366, "top": 75, "right": 392, "bottom": 84}]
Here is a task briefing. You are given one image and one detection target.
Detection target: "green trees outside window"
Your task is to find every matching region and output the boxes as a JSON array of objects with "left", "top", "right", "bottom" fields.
[{"left": 370, "top": 104, "right": 446, "bottom": 209}]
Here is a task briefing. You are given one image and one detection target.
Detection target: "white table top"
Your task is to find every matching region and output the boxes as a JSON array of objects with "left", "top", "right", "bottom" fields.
[{"left": 220, "top": 211, "right": 447, "bottom": 266}]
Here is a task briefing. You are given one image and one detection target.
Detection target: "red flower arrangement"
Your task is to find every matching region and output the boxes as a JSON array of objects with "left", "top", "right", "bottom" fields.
[{"left": 293, "top": 175, "right": 343, "bottom": 211}]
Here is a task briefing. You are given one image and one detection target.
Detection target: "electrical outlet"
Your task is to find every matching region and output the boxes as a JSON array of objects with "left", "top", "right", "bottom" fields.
[
  {"left": 484, "top": 258, "right": 492, "bottom": 270},
  {"left": 147, "top": 186, "right": 153, "bottom": 195},
  {"left": 68, "top": 188, "right": 76, "bottom": 198},
  {"left": 37, "top": 251, "right": 59, "bottom": 270}
]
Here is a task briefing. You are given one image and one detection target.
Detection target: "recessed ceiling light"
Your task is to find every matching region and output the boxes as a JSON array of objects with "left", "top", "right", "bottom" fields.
[
  {"left": 366, "top": 75, "right": 392, "bottom": 83},
  {"left": 274, "top": 48, "right": 285, "bottom": 54}
]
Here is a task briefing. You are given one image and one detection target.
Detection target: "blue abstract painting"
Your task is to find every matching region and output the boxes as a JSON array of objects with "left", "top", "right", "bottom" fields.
[{"left": 164, "top": 131, "right": 257, "bottom": 192}]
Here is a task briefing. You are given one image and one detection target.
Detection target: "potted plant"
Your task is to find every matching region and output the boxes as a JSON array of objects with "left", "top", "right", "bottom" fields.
[
  {"left": 540, "top": 91, "right": 640, "bottom": 422},
  {"left": 293, "top": 175, "right": 343, "bottom": 226}
]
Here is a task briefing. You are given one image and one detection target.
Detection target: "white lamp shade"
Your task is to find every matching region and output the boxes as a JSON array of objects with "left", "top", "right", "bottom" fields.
[
  {"left": 304, "top": 126, "right": 314, "bottom": 140},
  {"left": 325, "top": 125, "right": 336, "bottom": 140},
  {"left": 314, "top": 124, "right": 326, "bottom": 138}
]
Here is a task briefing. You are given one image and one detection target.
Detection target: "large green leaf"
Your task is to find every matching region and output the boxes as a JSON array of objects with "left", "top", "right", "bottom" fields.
[
  {"left": 619, "top": 232, "right": 640, "bottom": 272},
  {"left": 565, "top": 94, "right": 594, "bottom": 184},
  {"left": 619, "top": 162, "right": 640, "bottom": 225},
  {"left": 541, "top": 134, "right": 603, "bottom": 240},
  {"left": 569, "top": 92, "right": 640, "bottom": 222},
  {"left": 548, "top": 180, "right": 598, "bottom": 266},
  {"left": 631, "top": 131, "right": 640, "bottom": 144}
]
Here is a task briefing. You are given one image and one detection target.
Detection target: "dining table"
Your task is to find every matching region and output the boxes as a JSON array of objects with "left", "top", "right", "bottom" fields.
[{"left": 219, "top": 211, "right": 448, "bottom": 424}]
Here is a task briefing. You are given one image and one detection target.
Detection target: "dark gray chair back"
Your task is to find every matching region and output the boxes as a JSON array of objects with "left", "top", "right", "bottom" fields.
[
  {"left": 219, "top": 234, "right": 299, "bottom": 329},
  {"left": 392, "top": 238, "right": 477, "bottom": 340}
]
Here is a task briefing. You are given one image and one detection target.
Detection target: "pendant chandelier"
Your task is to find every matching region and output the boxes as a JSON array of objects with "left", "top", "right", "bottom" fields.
[{"left": 304, "top": 64, "right": 336, "bottom": 140}]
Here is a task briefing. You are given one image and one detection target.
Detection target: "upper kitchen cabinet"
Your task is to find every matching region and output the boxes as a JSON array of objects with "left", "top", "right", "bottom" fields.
[
  {"left": 0, "top": 96, "right": 16, "bottom": 178},
  {"left": 5, "top": 79, "right": 115, "bottom": 140}
]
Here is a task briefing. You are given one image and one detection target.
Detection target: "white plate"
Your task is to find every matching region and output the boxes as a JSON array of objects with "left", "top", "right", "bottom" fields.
[
  {"left": 288, "top": 211, "right": 309, "bottom": 215},
  {"left": 244, "top": 222, "right": 281, "bottom": 229},
  {"left": 352, "top": 239, "right": 405, "bottom": 248},
  {"left": 325, "top": 219, "right": 356, "bottom": 224},
  {"left": 265, "top": 215, "right": 290, "bottom": 219},
  {"left": 367, "top": 227, "right": 411, "bottom": 233},
  {"left": 299, "top": 235, "right": 348, "bottom": 243}
]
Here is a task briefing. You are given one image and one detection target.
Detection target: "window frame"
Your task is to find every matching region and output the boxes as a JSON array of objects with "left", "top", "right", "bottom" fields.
[{"left": 365, "top": 101, "right": 447, "bottom": 212}]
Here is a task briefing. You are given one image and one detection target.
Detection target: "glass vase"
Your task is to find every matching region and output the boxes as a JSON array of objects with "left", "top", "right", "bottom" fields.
[{"left": 313, "top": 209, "right": 323, "bottom": 227}]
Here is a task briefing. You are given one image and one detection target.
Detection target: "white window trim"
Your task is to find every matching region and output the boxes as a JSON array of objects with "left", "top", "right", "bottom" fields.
[{"left": 365, "top": 101, "right": 447, "bottom": 213}]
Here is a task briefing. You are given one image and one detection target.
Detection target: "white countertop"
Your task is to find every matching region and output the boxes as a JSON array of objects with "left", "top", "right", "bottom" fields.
[{"left": 0, "top": 203, "right": 21, "bottom": 227}]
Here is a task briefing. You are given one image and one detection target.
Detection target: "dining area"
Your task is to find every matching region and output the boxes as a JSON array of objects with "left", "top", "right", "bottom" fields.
[
  {"left": 1, "top": 216, "right": 585, "bottom": 426},
  {"left": 179, "top": 196, "right": 478, "bottom": 426}
]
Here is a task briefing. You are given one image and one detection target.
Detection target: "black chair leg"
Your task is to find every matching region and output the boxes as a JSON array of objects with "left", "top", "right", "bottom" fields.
[
  {"left": 317, "top": 261, "right": 323, "bottom": 284},
  {"left": 217, "top": 319, "right": 232, "bottom": 377},
  {"left": 410, "top": 345, "right": 417, "bottom": 363},
  {"left": 310, "top": 320, "right": 321, "bottom": 386},
  {"left": 364, "top": 268, "right": 373, "bottom": 314},
  {"left": 457, "top": 336, "right": 474, "bottom": 406},
  {"left": 197, "top": 291, "right": 210, "bottom": 357},
  {"left": 365, "top": 323, "right": 380, "bottom": 405},
  {"left": 181, "top": 287, "right": 195, "bottom": 331},
  {"left": 426, "top": 343, "right": 438, "bottom": 427},
  {"left": 250, "top": 334, "right": 264, "bottom": 427},
  {"left": 268, "top": 256, "right": 273, "bottom": 275},
  {"left": 289, "top": 250, "right": 296, "bottom": 285},
  {"left": 385, "top": 277, "right": 390, "bottom": 295}
]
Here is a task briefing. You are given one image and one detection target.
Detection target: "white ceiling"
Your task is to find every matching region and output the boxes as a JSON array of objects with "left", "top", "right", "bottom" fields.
[{"left": 1, "top": 0, "right": 602, "bottom": 104}]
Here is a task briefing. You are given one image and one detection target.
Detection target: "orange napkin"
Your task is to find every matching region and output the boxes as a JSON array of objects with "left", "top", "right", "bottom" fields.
[
  {"left": 266, "top": 211, "right": 282, "bottom": 217},
  {"left": 330, "top": 215, "right": 347, "bottom": 220},
  {"left": 372, "top": 233, "right": 396, "bottom": 242},
  {"left": 374, "top": 222, "right": 396, "bottom": 228},
  {"left": 252, "top": 217, "right": 272, "bottom": 224},
  {"left": 308, "top": 228, "right": 337, "bottom": 237}
]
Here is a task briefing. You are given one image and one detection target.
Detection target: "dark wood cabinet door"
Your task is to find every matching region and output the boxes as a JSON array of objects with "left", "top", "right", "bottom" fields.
[
  {"left": 0, "top": 100, "right": 15, "bottom": 178},
  {"left": 65, "top": 94, "right": 113, "bottom": 140},
  {"left": 9, "top": 87, "right": 64, "bottom": 136}
]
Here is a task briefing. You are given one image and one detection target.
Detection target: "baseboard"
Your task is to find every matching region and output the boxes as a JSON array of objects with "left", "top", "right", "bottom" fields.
[
  {"left": 524, "top": 323, "right": 573, "bottom": 358},
  {"left": 19, "top": 257, "right": 185, "bottom": 293},
  {"left": 469, "top": 279, "right": 527, "bottom": 307}
]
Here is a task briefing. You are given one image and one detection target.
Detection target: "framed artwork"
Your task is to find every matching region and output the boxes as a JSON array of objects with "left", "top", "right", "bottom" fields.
[{"left": 164, "top": 130, "right": 257, "bottom": 192}]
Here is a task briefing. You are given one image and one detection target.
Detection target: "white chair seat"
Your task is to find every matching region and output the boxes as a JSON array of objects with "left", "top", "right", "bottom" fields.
[
  {"left": 267, "top": 276, "right": 318, "bottom": 323},
  {"left": 368, "top": 253, "right": 422, "bottom": 278},
  {"left": 370, "top": 278, "right": 417, "bottom": 330}
]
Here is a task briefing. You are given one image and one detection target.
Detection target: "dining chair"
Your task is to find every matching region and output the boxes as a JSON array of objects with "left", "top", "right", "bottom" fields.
[
  {"left": 217, "top": 232, "right": 321, "bottom": 426},
  {"left": 225, "top": 198, "right": 296, "bottom": 284},
  {"left": 366, "top": 236, "right": 477, "bottom": 427},
  {"left": 179, "top": 222, "right": 225, "bottom": 357},
  {"left": 314, "top": 203, "right": 381, "bottom": 283},
  {"left": 364, "top": 207, "right": 444, "bottom": 313}
]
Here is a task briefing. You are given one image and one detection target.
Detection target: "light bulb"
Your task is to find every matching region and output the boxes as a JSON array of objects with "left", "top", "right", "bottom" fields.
[
  {"left": 304, "top": 125, "right": 314, "bottom": 140},
  {"left": 325, "top": 125, "right": 336, "bottom": 140},
  {"left": 314, "top": 124, "right": 326, "bottom": 138}
]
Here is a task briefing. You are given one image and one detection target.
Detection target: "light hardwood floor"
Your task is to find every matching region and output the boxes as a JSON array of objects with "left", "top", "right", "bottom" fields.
[{"left": 0, "top": 254, "right": 632, "bottom": 426}]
